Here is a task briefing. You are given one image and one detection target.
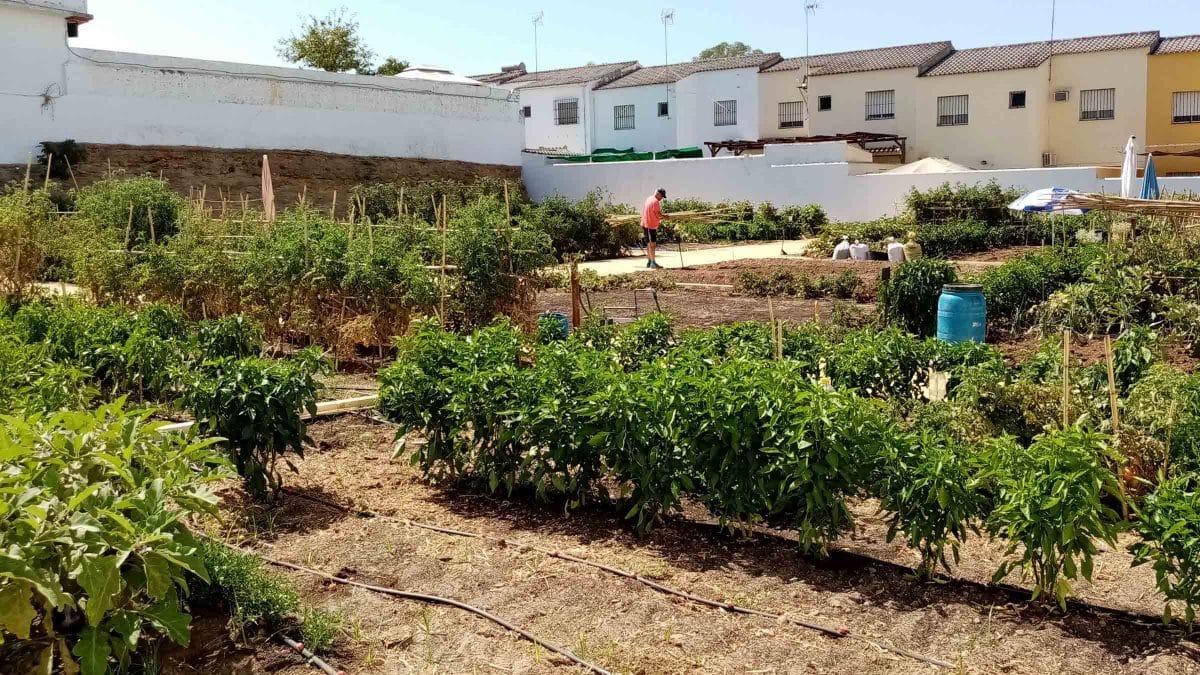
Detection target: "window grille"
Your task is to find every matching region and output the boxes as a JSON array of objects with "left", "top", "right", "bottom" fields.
[
  {"left": 865, "top": 90, "right": 895, "bottom": 120},
  {"left": 1173, "top": 91, "right": 1200, "bottom": 123},
  {"left": 1080, "top": 88, "right": 1115, "bottom": 121},
  {"left": 937, "top": 94, "right": 969, "bottom": 126},
  {"left": 554, "top": 98, "right": 579, "bottom": 125},
  {"left": 714, "top": 99, "right": 737, "bottom": 126},
  {"left": 778, "top": 101, "right": 804, "bottom": 128},
  {"left": 614, "top": 104, "right": 635, "bottom": 130}
]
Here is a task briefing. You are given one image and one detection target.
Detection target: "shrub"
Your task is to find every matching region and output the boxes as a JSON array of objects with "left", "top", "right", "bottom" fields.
[
  {"left": 197, "top": 315, "right": 264, "bottom": 359},
  {"left": 1132, "top": 476, "right": 1200, "bottom": 626},
  {"left": 0, "top": 188, "right": 57, "bottom": 297},
  {"left": 878, "top": 258, "right": 958, "bottom": 336},
  {"left": 1125, "top": 366, "right": 1200, "bottom": 473},
  {"left": 37, "top": 140, "right": 88, "bottom": 180},
  {"left": 978, "top": 245, "right": 1103, "bottom": 328},
  {"left": 916, "top": 220, "right": 991, "bottom": 257},
  {"left": 981, "top": 429, "right": 1122, "bottom": 607},
  {"left": 184, "top": 348, "right": 324, "bottom": 498},
  {"left": 613, "top": 312, "right": 674, "bottom": 370},
  {"left": 75, "top": 177, "right": 183, "bottom": 246},
  {"left": 521, "top": 191, "right": 636, "bottom": 260},
  {"left": 828, "top": 327, "right": 934, "bottom": 398},
  {"left": 194, "top": 539, "right": 299, "bottom": 626},
  {"left": 779, "top": 204, "right": 827, "bottom": 237},
  {"left": 905, "top": 181, "right": 1021, "bottom": 226},
  {"left": 0, "top": 402, "right": 228, "bottom": 674}
]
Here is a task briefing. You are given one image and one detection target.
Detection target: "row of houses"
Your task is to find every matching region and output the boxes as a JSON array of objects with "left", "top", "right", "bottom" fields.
[{"left": 474, "top": 30, "right": 1200, "bottom": 174}]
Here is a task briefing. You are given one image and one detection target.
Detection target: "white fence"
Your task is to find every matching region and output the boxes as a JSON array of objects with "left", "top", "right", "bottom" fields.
[
  {"left": 1, "top": 2, "right": 523, "bottom": 165},
  {"left": 522, "top": 142, "right": 1200, "bottom": 221}
]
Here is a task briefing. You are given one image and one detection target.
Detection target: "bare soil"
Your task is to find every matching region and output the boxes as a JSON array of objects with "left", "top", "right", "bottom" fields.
[
  {"left": 0, "top": 144, "right": 520, "bottom": 217},
  {"left": 204, "top": 416, "right": 1200, "bottom": 674}
]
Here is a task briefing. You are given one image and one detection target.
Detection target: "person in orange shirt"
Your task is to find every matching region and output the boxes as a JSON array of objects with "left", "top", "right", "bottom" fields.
[{"left": 641, "top": 188, "right": 666, "bottom": 268}]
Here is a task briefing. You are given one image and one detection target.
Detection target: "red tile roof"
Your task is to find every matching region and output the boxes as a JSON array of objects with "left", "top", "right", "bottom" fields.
[
  {"left": 765, "top": 41, "right": 953, "bottom": 76},
  {"left": 596, "top": 53, "right": 782, "bottom": 89},
  {"left": 923, "top": 31, "right": 1160, "bottom": 76}
]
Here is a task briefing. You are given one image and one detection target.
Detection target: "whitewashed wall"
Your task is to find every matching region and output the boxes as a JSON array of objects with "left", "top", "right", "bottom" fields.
[
  {"left": 511, "top": 84, "right": 593, "bottom": 154},
  {"left": 0, "top": 2, "right": 523, "bottom": 165},
  {"left": 675, "top": 67, "right": 762, "bottom": 150},
  {"left": 593, "top": 83, "right": 676, "bottom": 152},
  {"left": 523, "top": 141, "right": 1200, "bottom": 221}
]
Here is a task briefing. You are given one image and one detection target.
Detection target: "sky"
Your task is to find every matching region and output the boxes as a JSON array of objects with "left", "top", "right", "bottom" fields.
[{"left": 72, "top": 0, "right": 1200, "bottom": 76}]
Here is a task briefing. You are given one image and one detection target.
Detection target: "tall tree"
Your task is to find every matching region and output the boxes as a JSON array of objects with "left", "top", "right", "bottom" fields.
[
  {"left": 277, "top": 7, "right": 376, "bottom": 74},
  {"left": 374, "top": 57, "right": 409, "bottom": 76},
  {"left": 693, "top": 41, "right": 763, "bottom": 61}
]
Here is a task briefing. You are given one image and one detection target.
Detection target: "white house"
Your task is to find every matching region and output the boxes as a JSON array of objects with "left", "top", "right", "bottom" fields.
[
  {"left": 591, "top": 53, "right": 782, "bottom": 152},
  {"left": 474, "top": 61, "right": 640, "bottom": 155},
  {"left": 0, "top": 0, "right": 524, "bottom": 165}
]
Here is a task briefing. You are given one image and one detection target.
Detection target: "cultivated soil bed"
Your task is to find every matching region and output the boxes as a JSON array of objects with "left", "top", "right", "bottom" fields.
[{"left": 202, "top": 415, "right": 1200, "bottom": 675}]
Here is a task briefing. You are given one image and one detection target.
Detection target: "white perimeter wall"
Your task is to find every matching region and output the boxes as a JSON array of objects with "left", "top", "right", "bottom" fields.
[
  {"left": 593, "top": 84, "right": 676, "bottom": 152},
  {"left": 523, "top": 141, "right": 1200, "bottom": 221},
  {"left": 0, "top": 3, "right": 523, "bottom": 165}
]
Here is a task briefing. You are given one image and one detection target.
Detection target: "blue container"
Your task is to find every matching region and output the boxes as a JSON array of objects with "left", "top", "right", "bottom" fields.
[
  {"left": 937, "top": 284, "right": 986, "bottom": 344},
  {"left": 538, "top": 311, "right": 570, "bottom": 341}
]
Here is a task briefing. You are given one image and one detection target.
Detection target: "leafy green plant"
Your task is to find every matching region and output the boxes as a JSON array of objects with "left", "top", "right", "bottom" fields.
[
  {"left": 612, "top": 312, "right": 674, "bottom": 370},
  {"left": 0, "top": 402, "right": 227, "bottom": 674},
  {"left": 37, "top": 140, "right": 88, "bottom": 180},
  {"left": 184, "top": 349, "right": 324, "bottom": 498},
  {"left": 301, "top": 607, "right": 343, "bottom": 653},
  {"left": 879, "top": 258, "right": 957, "bottom": 336},
  {"left": 0, "top": 188, "right": 57, "bottom": 298},
  {"left": 1132, "top": 475, "right": 1200, "bottom": 626},
  {"left": 196, "top": 315, "right": 264, "bottom": 359},
  {"left": 194, "top": 539, "right": 299, "bottom": 626},
  {"left": 74, "top": 177, "right": 183, "bottom": 246},
  {"left": 981, "top": 429, "right": 1122, "bottom": 607}
]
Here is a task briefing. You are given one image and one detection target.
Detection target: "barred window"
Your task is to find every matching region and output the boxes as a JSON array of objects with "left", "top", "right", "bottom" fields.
[
  {"left": 714, "top": 99, "right": 737, "bottom": 126},
  {"left": 1173, "top": 91, "right": 1200, "bottom": 123},
  {"left": 554, "top": 98, "right": 579, "bottom": 125},
  {"left": 778, "top": 101, "right": 804, "bottom": 128},
  {"left": 658, "top": 101, "right": 669, "bottom": 117},
  {"left": 1080, "top": 88, "right": 1115, "bottom": 121},
  {"left": 614, "top": 104, "right": 635, "bottom": 130},
  {"left": 865, "top": 90, "right": 895, "bottom": 120},
  {"left": 937, "top": 94, "right": 969, "bottom": 126}
]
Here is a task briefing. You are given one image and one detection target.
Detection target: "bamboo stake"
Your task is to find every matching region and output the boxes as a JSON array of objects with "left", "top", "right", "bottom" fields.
[
  {"left": 1061, "top": 330, "right": 1072, "bottom": 428},
  {"left": 367, "top": 216, "right": 375, "bottom": 254},
  {"left": 768, "top": 298, "right": 778, "bottom": 360},
  {"left": 569, "top": 259, "right": 582, "bottom": 328},
  {"left": 1104, "top": 335, "right": 1129, "bottom": 521},
  {"left": 439, "top": 195, "right": 448, "bottom": 322},
  {"left": 23, "top": 153, "right": 32, "bottom": 193},
  {"left": 124, "top": 203, "right": 134, "bottom": 249},
  {"left": 330, "top": 190, "right": 338, "bottom": 219},
  {"left": 43, "top": 153, "right": 53, "bottom": 189},
  {"left": 148, "top": 206, "right": 155, "bottom": 244}
]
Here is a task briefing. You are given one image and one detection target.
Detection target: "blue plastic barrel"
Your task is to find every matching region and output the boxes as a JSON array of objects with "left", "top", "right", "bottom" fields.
[
  {"left": 539, "top": 311, "right": 570, "bottom": 341},
  {"left": 937, "top": 284, "right": 986, "bottom": 344}
]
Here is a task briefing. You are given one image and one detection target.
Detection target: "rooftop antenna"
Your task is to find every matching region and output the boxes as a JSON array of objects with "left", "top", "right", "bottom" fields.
[
  {"left": 532, "top": 11, "right": 544, "bottom": 77},
  {"left": 662, "top": 9, "right": 674, "bottom": 119},
  {"left": 803, "top": 2, "right": 819, "bottom": 92}
]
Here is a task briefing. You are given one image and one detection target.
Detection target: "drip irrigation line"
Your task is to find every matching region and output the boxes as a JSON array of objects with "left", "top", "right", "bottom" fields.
[
  {"left": 279, "top": 635, "right": 342, "bottom": 675},
  {"left": 218, "top": 543, "right": 612, "bottom": 675},
  {"left": 282, "top": 488, "right": 955, "bottom": 670}
]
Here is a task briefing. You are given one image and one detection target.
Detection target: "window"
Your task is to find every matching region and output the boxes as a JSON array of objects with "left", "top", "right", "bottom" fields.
[
  {"left": 521, "top": 106, "right": 531, "bottom": 118},
  {"left": 714, "top": 99, "right": 737, "bottom": 126},
  {"left": 817, "top": 95, "right": 832, "bottom": 111},
  {"left": 937, "top": 94, "right": 969, "bottom": 126},
  {"left": 614, "top": 104, "right": 635, "bottom": 130},
  {"left": 554, "top": 98, "right": 579, "bottom": 125},
  {"left": 778, "top": 101, "right": 804, "bottom": 128},
  {"left": 658, "top": 101, "right": 669, "bottom": 117},
  {"left": 865, "top": 90, "right": 895, "bottom": 120},
  {"left": 1009, "top": 91, "right": 1026, "bottom": 109},
  {"left": 1173, "top": 91, "right": 1200, "bottom": 123},
  {"left": 1079, "top": 88, "right": 1115, "bottom": 121}
]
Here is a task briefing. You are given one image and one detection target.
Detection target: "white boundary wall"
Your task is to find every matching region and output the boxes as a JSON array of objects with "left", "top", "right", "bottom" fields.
[
  {"left": 1, "top": 2, "right": 522, "bottom": 165},
  {"left": 523, "top": 142, "right": 1200, "bottom": 220}
]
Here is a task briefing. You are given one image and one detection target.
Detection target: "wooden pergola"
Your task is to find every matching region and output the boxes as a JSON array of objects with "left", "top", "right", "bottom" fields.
[{"left": 704, "top": 132, "right": 907, "bottom": 162}]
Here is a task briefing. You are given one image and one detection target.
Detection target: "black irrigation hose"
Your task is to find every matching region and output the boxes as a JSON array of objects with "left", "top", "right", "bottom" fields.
[
  {"left": 279, "top": 635, "right": 342, "bottom": 675},
  {"left": 221, "top": 542, "right": 612, "bottom": 675},
  {"left": 283, "top": 488, "right": 956, "bottom": 670}
]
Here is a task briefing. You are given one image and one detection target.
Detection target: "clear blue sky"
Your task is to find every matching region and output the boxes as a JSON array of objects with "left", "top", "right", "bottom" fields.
[{"left": 73, "top": 0, "right": 1200, "bottom": 76}]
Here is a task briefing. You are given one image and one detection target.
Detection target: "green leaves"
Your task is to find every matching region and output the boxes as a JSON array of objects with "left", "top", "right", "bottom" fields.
[
  {"left": 0, "top": 581, "right": 37, "bottom": 639},
  {"left": 72, "top": 627, "right": 111, "bottom": 675},
  {"left": 78, "top": 555, "right": 125, "bottom": 626}
]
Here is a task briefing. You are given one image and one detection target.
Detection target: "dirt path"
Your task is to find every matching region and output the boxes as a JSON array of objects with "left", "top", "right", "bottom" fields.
[{"left": 214, "top": 415, "right": 1200, "bottom": 675}]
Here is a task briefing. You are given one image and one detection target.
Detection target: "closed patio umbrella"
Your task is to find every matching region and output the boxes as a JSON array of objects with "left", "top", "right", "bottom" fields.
[
  {"left": 1140, "top": 152, "right": 1161, "bottom": 200},
  {"left": 1120, "top": 136, "right": 1137, "bottom": 198}
]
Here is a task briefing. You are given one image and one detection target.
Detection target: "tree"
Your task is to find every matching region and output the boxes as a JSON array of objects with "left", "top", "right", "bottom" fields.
[
  {"left": 374, "top": 57, "right": 409, "bottom": 76},
  {"left": 277, "top": 7, "right": 376, "bottom": 73},
  {"left": 693, "top": 41, "right": 763, "bottom": 61}
]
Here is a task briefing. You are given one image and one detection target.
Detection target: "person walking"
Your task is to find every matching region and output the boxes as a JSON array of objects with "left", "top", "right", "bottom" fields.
[{"left": 641, "top": 188, "right": 666, "bottom": 268}]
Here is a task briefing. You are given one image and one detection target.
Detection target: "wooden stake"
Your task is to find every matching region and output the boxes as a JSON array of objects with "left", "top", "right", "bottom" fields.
[
  {"left": 330, "top": 190, "right": 338, "bottom": 219},
  {"left": 503, "top": 181, "right": 511, "bottom": 225},
  {"left": 1062, "top": 330, "right": 1072, "bottom": 428},
  {"left": 439, "top": 195, "right": 448, "bottom": 323},
  {"left": 768, "top": 298, "right": 778, "bottom": 360},
  {"left": 1103, "top": 336, "right": 1120, "bottom": 432},
  {"left": 367, "top": 216, "right": 375, "bottom": 254},
  {"left": 124, "top": 203, "right": 134, "bottom": 249},
  {"left": 23, "top": 153, "right": 32, "bottom": 193},
  {"left": 569, "top": 260, "right": 582, "bottom": 328},
  {"left": 44, "top": 153, "right": 53, "bottom": 189},
  {"left": 148, "top": 206, "right": 156, "bottom": 244},
  {"left": 399, "top": 187, "right": 405, "bottom": 217}
]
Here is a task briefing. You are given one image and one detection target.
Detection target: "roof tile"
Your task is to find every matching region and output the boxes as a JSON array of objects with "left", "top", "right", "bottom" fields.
[
  {"left": 764, "top": 41, "right": 953, "bottom": 75},
  {"left": 923, "top": 30, "right": 1159, "bottom": 76},
  {"left": 596, "top": 53, "right": 782, "bottom": 89},
  {"left": 504, "top": 61, "right": 639, "bottom": 89},
  {"left": 1153, "top": 35, "right": 1200, "bottom": 54}
]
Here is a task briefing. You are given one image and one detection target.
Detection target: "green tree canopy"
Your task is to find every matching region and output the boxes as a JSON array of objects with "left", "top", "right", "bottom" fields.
[
  {"left": 693, "top": 41, "right": 763, "bottom": 61},
  {"left": 374, "top": 57, "right": 409, "bottom": 76},
  {"left": 276, "top": 7, "right": 376, "bottom": 74}
]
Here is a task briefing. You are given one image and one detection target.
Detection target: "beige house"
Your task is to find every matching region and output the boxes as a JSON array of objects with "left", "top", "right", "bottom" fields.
[{"left": 758, "top": 42, "right": 952, "bottom": 143}]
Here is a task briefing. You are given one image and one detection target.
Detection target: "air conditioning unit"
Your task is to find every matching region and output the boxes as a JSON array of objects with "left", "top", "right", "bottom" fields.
[
  {"left": 1054, "top": 89, "right": 1070, "bottom": 102},
  {"left": 1042, "top": 152, "right": 1058, "bottom": 167}
]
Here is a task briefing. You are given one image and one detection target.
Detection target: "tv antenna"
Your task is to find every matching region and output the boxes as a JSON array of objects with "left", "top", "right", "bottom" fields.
[
  {"left": 661, "top": 9, "right": 675, "bottom": 66},
  {"left": 532, "top": 11, "right": 544, "bottom": 76}
]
